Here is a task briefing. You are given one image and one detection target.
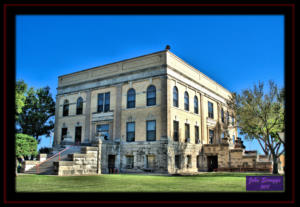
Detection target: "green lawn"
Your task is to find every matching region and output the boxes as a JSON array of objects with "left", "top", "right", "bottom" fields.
[{"left": 16, "top": 172, "right": 280, "bottom": 192}]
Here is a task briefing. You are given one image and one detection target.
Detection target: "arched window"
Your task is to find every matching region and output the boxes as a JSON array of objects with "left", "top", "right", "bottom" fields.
[
  {"left": 76, "top": 97, "right": 83, "bottom": 115},
  {"left": 184, "top": 91, "right": 189, "bottom": 111},
  {"left": 221, "top": 108, "right": 224, "bottom": 123},
  {"left": 127, "top": 88, "right": 136, "bottom": 108},
  {"left": 194, "top": 96, "right": 198, "bottom": 114},
  {"left": 63, "top": 100, "right": 69, "bottom": 116},
  {"left": 147, "top": 85, "right": 156, "bottom": 106},
  {"left": 173, "top": 86, "right": 178, "bottom": 107}
]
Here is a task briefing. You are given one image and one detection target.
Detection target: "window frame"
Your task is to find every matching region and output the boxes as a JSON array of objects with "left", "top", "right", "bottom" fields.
[
  {"left": 63, "top": 100, "right": 69, "bottom": 117},
  {"left": 194, "top": 96, "right": 199, "bottom": 114},
  {"left": 184, "top": 91, "right": 189, "bottom": 111},
  {"left": 208, "top": 101, "right": 214, "bottom": 119},
  {"left": 185, "top": 123, "right": 190, "bottom": 142},
  {"left": 127, "top": 88, "right": 136, "bottom": 109},
  {"left": 126, "top": 122, "right": 135, "bottom": 142},
  {"left": 195, "top": 125, "right": 199, "bottom": 144},
  {"left": 146, "top": 85, "right": 156, "bottom": 106},
  {"left": 173, "top": 86, "right": 179, "bottom": 107},
  {"left": 97, "top": 92, "right": 110, "bottom": 113},
  {"left": 209, "top": 129, "right": 214, "bottom": 144},
  {"left": 173, "top": 121, "right": 179, "bottom": 141},
  {"left": 76, "top": 97, "right": 83, "bottom": 115},
  {"left": 146, "top": 120, "right": 156, "bottom": 141}
]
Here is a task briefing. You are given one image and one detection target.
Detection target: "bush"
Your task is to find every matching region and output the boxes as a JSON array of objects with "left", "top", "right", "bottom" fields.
[{"left": 16, "top": 133, "right": 38, "bottom": 159}]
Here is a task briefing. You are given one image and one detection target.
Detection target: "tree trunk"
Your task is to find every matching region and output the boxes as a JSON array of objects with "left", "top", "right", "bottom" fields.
[{"left": 272, "top": 155, "right": 279, "bottom": 174}]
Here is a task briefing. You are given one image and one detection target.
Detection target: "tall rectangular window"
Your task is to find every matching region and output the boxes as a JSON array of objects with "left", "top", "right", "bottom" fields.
[
  {"left": 146, "top": 120, "right": 156, "bottom": 141},
  {"left": 96, "top": 124, "right": 110, "bottom": 140},
  {"left": 187, "top": 155, "right": 192, "bottom": 168},
  {"left": 185, "top": 123, "right": 190, "bottom": 143},
  {"left": 126, "top": 122, "right": 135, "bottom": 142},
  {"left": 97, "top": 92, "right": 110, "bottom": 113},
  {"left": 175, "top": 155, "right": 181, "bottom": 169},
  {"left": 209, "top": 129, "right": 214, "bottom": 144},
  {"left": 126, "top": 155, "right": 134, "bottom": 169},
  {"left": 195, "top": 126, "right": 199, "bottom": 144},
  {"left": 208, "top": 101, "right": 214, "bottom": 119},
  {"left": 173, "top": 121, "right": 179, "bottom": 141},
  {"left": 61, "top": 128, "right": 67, "bottom": 141}
]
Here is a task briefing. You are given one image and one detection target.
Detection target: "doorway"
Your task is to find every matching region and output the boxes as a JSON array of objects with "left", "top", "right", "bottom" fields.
[
  {"left": 207, "top": 156, "right": 218, "bottom": 172},
  {"left": 75, "top": 127, "right": 82, "bottom": 145},
  {"left": 108, "top": 155, "right": 115, "bottom": 173}
]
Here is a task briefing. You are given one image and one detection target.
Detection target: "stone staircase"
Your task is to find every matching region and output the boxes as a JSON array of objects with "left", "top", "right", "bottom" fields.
[{"left": 24, "top": 146, "right": 82, "bottom": 175}]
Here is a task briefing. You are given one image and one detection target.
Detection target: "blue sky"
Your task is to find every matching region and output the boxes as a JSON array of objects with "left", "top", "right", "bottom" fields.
[{"left": 16, "top": 15, "right": 284, "bottom": 153}]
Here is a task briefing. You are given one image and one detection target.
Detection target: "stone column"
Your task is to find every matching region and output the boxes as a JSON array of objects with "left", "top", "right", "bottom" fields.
[
  {"left": 84, "top": 90, "right": 91, "bottom": 142},
  {"left": 53, "top": 95, "right": 60, "bottom": 147},
  {"left": 97, "top": 139, "right": 102, "bottom": 174},
  {"left": 114, "top": 84, "right": 122, "bottom": 140}
]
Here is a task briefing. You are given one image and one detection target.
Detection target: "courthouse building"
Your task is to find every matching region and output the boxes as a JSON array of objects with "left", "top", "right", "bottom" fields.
[{"left": 53, "top": 47, "right": 271, "bottom": 174}]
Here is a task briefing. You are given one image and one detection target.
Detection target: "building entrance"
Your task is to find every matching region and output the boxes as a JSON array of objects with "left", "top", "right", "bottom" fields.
[
  {"left": 75, "top": 127, "right": 82, "bottom": 145},
  {"left": 207, "top": 156, "right": 218, "bottom": 172},
  {"left": 108, "top": 155, "right": 115, "bottom": 173}
]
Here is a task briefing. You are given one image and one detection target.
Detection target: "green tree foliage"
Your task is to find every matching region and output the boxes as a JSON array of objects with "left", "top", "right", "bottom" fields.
[
  {"left": 227, "top": 80, "right": 284, "bottom": 174},
  {"left": 16, "top": 133, "right": 38, "bottom": 159},
  {"left": 15, "top": 80, "right": 27, "bottom": 119},
  {"left": 17, "top": 86, "right": 55, "bottom": 143}
]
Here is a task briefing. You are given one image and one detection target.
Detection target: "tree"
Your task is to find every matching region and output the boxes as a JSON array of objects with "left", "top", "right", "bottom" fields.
[
  {"left": 227, "top": 80, "right": 284, "bottom": 174},
  {"left": 17, "top": 86, "right": 55, "bottom": 143},
  {"left": 15, "top": 80, "right": 27, "bottom": 120}
]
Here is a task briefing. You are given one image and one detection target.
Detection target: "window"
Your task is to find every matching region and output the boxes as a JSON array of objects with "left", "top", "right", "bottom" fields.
[
  {"left": 197, "top": 155, "right": 200, "bottom": 168},
  {"left": 184, "top": 91, "right": 189, "bottom": 111},
  {"left": 173, "top": 121, "right": 179, "bottom": 141},
  {"left": 194, "top": 96, "right": 199, "bottom": 114},
  {"left": 146, "top": 155, "right": 155, "bottom": 168},
  {"left": 146, "top": 120, "right": 156, "bottom": 141},
  {"left": 175, "top": 155, "right": 181, "bottom": 169},
  {"left": 147, "top": 85, "right": 156, "bottom": 106},
  {"left": 63, "top": 100, "right": 69, "bottom": 116},
  {"left": 209, "top": 129, "right": 214, "bottom": 144},
  {"left": 232, "top": 115, "right": 235, "bottom": 125},
  {"left": 208, "top": 101, "right": 214, "bottom": 119},
  {"left": 185, "top": 123, "right": 190, "bottom": 142},
  {"left": 61, "top": 128, "right": 67, "bottom": 141},
  {"left": 127, "top": 89, "right": 136, "bottom": 108},
  {"left": 76, "top": 97, "right": 83, "bottom": 115},
  {"left": 187, "top": 155, "right": 192, "bottom": 168},
  {"left": 96, "top": 124, "right": 110, "bottom": 140},
  {"left": 126, "top": 155, "right": 134, "bottom": 169},
  {"left": 195, "top": 126, "right": 199, "bottom": 144},
  {"left": 173, "top": 86, "right": 178, "bottom": 107},
  {"left": 126, "top": 122, "right": 135, "bottom": 142},
  {"left": 97, "top": 92, "right": 110, "bottom": 113},
  {"left": 221, "top": 108, "right": 224, "bottom": 123}
]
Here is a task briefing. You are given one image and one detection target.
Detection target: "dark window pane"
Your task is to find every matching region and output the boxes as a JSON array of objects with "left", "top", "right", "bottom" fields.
[
  {"left": 96, "top": 124, "right": 110, "bottom": 140},
  {"left": 126, "top": 122, "right": 135, "bottom": 142},
  {"left": 98, "top": 93, "right": 104, "bottom": 113},
  {"left": 195, "top": 126, "right": 199, "bottom": 143},
  {"left": 147, "top": 85, "right": 156, "bottom": 106},
  {"left": 63, "top": 100, "right": 69, "bottom": 116},
  {"left": 209, "top": 129, "right": 214, "bottom": 144},
  {"left": 194, "top": 96, "right": 198, "bottom": 114},
  {"left": 184, "top": 92, "right": 189, "bottom": 111},
  {"left": 104, "top": 92, "right": 110, "bottom": 112},
  {"left": 173, "top": 86, "right": 178, "bottom": 107},
  {"left": 127, "top": 89, "right": 136, "bottom": 108},
  {"left": 146, "top": 120, "right": 156, "bottom": 141},
  {"left": 221, "top": 109, "right": 224, "bottom": 123},
  {"left": 173, "top": 121, "right": 179, "bottom": 141},
  {"left": 76, "top": 97, "right": 83, "bottom": 115},
  {"left": 208, "top": 101, "right": 214, "bottom": 119},
  {"left": 185, "top": 124, "right": 190, "bottom": 142},
  {"left": 175, "top": 155, "right": 181, "bottom": 169}
]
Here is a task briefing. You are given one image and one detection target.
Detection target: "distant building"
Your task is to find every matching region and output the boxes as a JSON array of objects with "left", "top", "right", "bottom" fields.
[{"left": 53, "top": 47, "right": 272, "bottom": 175}]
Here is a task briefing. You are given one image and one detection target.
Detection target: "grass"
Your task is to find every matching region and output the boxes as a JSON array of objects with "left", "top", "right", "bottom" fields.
[{"left": 16, "top": 172, "right": 282, "bottom": 192}]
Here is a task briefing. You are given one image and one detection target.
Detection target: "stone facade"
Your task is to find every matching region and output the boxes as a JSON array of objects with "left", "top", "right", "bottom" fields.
[{"left": 53, "top": 48, "right": 272, "bottom": 175}]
